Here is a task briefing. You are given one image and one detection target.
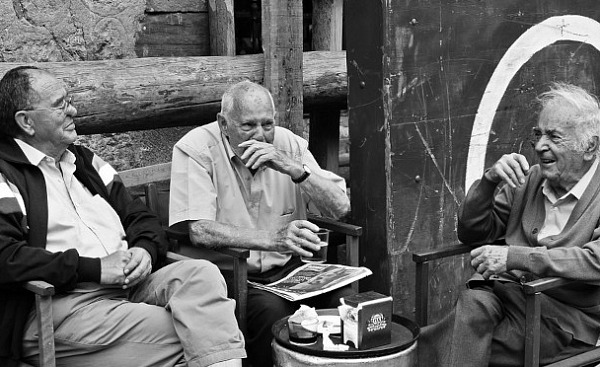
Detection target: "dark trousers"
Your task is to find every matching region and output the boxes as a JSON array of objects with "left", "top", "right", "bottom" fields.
[
  {"left": 246, "top": 285, "right": 354, "bottom": 367},
  {"left": 418, "top": 281, "right": 596, "bottom": 367}
]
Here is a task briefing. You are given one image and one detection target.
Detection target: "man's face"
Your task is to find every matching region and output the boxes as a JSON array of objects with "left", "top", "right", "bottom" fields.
[
  {"left": 23, "top": 71, "right": 77, "bottom": 158},
  {"left": 221, "top": 90, "right": 276, "bottom": 159},
  {"left": 533, "top": 102, "right": 594, "bottom": 194}
]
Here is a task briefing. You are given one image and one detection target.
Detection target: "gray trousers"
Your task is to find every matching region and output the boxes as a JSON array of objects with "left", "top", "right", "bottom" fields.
[
  {"left": 21, "top": 259, "right": 246, "bottom": 367},
  {"left": 418, "top": 281, "right": 596, "bottom": 367}
]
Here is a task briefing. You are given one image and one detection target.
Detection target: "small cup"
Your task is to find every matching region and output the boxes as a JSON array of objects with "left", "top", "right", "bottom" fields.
[
  {"left": 288, "top": 317, "right": 319, "bottom": 345},
  {"left": 301, "top": 229, "right": 330, "bottom": 263}
]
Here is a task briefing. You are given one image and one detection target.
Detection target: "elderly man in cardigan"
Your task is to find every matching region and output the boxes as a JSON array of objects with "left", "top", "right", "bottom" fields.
[
  {"left": 419, "top": 82, "right": 600, "bottom": 366},
  {"left": 0, "top": 66, "right": 245, "bottom": 367}
]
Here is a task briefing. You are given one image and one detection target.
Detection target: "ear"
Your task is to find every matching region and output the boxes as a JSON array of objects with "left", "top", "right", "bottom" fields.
[
  {"left": 273, "top": 111, "right": 279, "bottom": 124},
  {"left": 217, "top": 113, "right": 228, "bottom": 134},
  {"left": 585, "top": 136, "right": 599, "bottom": 160},
  {"left": 14, "top": 111, "right": 35, "bottom": 136}
]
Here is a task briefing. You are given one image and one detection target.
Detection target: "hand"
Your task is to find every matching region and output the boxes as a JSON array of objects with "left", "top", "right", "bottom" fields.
[
  {"left": 100, "top": 251, "right": 131, "bottom": 285},
  {"left": 484, "top": 153, "right": 530, "bottom": 188},
  {"left": 122, "top": 247, "right": 152, "bottom": 289},
  {"left": 270, "top": 220, "right": 321, "bottom": 257},
  {"left": 470, "top": 245, "right": 508, "bottom": 279},
  {"left": 238, "top": 139, "right": 297, "bottom": 173}
]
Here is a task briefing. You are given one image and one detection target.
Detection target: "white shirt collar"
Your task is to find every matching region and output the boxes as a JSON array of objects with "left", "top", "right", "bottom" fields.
[
  {"left": 14, "top": 138, "right": 75, "bottom": 167},
  {"left": 542, "top": 158, "right": 599, "bottom": 202}
]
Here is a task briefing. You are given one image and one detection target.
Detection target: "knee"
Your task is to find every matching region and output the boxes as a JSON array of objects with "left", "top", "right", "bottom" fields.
[
  {"left": 172, "top": 259, "right": 227, "bottom": 291},
  {"left": 455, "top": 288, "right": 501, "bottom": 325}
]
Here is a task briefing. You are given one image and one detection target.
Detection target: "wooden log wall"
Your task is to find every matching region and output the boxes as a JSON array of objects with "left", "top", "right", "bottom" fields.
[
  {"left": 0, "top": 51, "right": 346, "bottom": 135},
  {"left": 346, "top": 0, "right": 600, "bottom": 322}
]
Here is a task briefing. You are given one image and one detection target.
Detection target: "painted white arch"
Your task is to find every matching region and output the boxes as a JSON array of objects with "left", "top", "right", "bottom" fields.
[{"left": 465, "top": 15, "right": 600, "bottom": 191}]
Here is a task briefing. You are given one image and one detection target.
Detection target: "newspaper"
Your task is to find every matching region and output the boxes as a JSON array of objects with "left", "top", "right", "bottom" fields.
[{"left": 248, "top": 263, "right": 372, "bottom": 301}]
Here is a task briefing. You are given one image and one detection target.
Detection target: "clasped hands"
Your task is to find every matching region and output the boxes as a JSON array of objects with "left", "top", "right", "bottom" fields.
[{"left": 100, "top": 247, "right": 152, "bottom": 289}]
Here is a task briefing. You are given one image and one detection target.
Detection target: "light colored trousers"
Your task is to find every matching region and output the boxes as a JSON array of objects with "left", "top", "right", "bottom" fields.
[{"left": 21, "top": 259, "right": 246, "bottom": 367}]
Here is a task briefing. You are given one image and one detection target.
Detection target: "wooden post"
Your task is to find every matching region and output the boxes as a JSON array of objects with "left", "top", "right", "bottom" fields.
[
  {"left": 309, "top": 0, "right": 344, "bottom": 172},
  {"left": 346, "top": 0, "right": 391, "bottom": 298},
  {"left": 262, "top": 0, "right": 304, "bottom": 135},
  {"left": 208, "top": 0, "right": 236, "bottom": 56}
]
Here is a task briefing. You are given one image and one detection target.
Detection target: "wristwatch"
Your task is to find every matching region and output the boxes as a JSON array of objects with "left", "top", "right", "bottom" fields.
[{"left": 292, "top": 164, "right": 311, "bottom": 183}]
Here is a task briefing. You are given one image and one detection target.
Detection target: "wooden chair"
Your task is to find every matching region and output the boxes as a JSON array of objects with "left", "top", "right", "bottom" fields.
[
  {"left": 20, "top": 251, "right": 191, "bottom": 367},
  {"left": 143, "top": 181, "right": 363, "bottom": 337},
  {"left": 413, "top": 242, "right": 600, "bottom": 367}
]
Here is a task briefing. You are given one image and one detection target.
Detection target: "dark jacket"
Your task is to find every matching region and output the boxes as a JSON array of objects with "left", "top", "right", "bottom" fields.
[{"left": 0, "top": 137, "right": 168, "bottom": 366}]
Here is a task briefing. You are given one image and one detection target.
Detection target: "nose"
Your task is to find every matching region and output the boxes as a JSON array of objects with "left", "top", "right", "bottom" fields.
[
  {"left": 532, "top": 134, "right": 550, "bottom": 152},
  {"left": 66, "top": 102, "right": 77, "bottom": 117},
  {"left": 253, "top": 125, "right": 265, "bottom": 142}
]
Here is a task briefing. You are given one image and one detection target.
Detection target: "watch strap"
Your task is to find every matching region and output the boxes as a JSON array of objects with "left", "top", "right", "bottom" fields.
[{"left": 292, "top": 164, "right": 311, "bottom": 183}]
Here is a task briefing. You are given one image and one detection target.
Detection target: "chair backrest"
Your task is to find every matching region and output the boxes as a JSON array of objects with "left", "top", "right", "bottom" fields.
[{"left": 144, "top": 182, "right": 169, "bottom": 227}]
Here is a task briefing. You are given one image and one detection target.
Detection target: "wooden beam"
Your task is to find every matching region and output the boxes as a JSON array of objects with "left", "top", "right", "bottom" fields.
[
  {"left": 262, "top": 0, "right": 304, "bottom": 135},
  {"left": 309, "top": 0, "right": 344, "bottom": 172},
  {"left": 312, "top": 0, "right": 343, "bottom": 50},
  {"left": 0, "top": 51, "right": 346, "bottom": 135},
  {"left": 208, "top": 0, "right": 236, "bottom": 56}
]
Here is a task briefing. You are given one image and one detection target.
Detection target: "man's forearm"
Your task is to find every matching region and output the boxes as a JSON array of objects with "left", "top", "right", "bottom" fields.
[
  {"left": 298, "top": 172, "right": 350, "bottom": 219},
  {"left": 188, "top": 219, "right": 272, "bottom": 250}
]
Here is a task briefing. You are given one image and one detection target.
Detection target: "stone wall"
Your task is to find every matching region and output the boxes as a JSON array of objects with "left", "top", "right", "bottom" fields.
[{"left": 0, "top": 0, "right": 194, "bottom": 171}]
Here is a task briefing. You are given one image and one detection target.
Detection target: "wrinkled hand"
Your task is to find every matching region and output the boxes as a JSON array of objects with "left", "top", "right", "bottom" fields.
[
  {"left": 122, "top": 247, "right": 152, "bottom": 289},
  {"left": 238, "top": 140, "right": 296, "bottom": 173},
  {"left": 485, "top": 153, "right": 530, "bottom": 189},
  {"left": 100, "top": 251, "right": 131, "bottom": 286},
  {"left": 470, "top": 245, "right": 508, "bottom": 279},
  {"left": 271, "top": 220, "right": 321, "bottom": 257}
]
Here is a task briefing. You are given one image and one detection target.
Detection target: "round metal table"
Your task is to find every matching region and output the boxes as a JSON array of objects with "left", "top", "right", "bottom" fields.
[{"left": 271, "top": 309, "right": 419, "bottom": 367}]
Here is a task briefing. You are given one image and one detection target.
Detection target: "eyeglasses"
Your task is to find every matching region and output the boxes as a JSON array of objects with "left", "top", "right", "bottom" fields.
[{"left": 23, "top": 95, "right": 73, "bottom": 115}]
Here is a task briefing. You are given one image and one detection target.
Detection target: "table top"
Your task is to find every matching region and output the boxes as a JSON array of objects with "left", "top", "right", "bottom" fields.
[{"left": 272, "top": 309, "right": 419, "bottom": 358}]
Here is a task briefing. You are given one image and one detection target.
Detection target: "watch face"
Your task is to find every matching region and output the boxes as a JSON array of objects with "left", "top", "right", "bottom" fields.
[{"left": 303, "top": 164, "right": 312, "bottom": 175}]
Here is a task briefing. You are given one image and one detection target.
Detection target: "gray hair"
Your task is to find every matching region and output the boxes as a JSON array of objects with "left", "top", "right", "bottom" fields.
[
  {"left": 538, "top": 82, "right": 600, "bottom": 154},
  {"left": 220, "top": 80, "right": 275, "bottom": 119},
  {"left": 0, "top": 66, "right": 41, "bottom": 137}
]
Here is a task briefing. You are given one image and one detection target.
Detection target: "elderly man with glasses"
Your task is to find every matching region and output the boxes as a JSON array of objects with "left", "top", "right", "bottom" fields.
[
  {"left": 0, "top": 66, "right": 246, "bottom": 367},
  {"left": 419, "top": 82, "right": 600, "bottom": 366}
]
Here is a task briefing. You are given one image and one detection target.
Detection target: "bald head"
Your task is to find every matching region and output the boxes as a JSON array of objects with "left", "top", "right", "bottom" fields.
[{"left": 220, "top": 81, "right": 275, "bottom": 121}]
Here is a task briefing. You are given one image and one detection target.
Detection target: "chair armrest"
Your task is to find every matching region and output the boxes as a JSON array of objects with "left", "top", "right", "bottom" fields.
[
  {"left": 413, "top": 242, "right": 471, "bottom": 326},
  {"left": 24, "top": 280, "right": 55, "bottom": 297},
  {"left": 412, "top": 242, "right": 471, "bottom": 263},
  {"left": 307, "top": 214, "right": 362, "bottom": 237},
  {"left": 522, "top": 277, "right": 575, "bottom": 295}
]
